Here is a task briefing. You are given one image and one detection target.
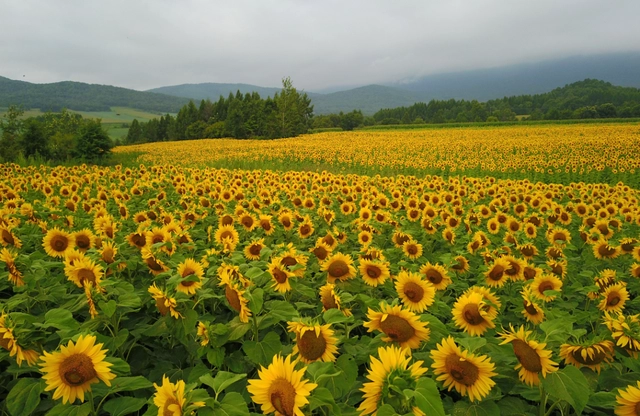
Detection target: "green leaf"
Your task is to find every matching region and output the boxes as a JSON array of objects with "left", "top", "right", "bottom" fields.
[
  {"left": 587, "top": 391, "right": 617, "bottom": 409},
  {"left": 413, "top": 378, "right": 445, "bottom": 416},
  {"left": 247, "top": 288, "right": 264, "bottom": 315},
  {"left": 323, "top": 308, "right": 355, "bottom": 324},
  {"left": 242, "top": 331, "right": 283, "bottom": 366},
  {"left": 200, "top": 372, "right": 246, "bottom": 396},
  {"left": 455, "top": 336, "right": 487, "bottom": 353},
  {"left": 117, "top": 292, "right": 142, "bottom": 308},
  {"left": 103, "top": 397, "right": 147, "bottom": 416},
  {"left": 6, "top": 378, "right": 44, "bottom": 416},
  {"left": 309, "top": 387, "right": 339, "bottom": 412},
  {"left": 207, "top": 348, "right": 225, "bottom": 367},
  {"left": 46, "top": 403, "right": 92, "bottom": 416},
  {"left": 227, "top": 320, "right": 251, "bottom": 341},
  {"left": 541, "top": 366, "right": 591, "bottom": 414},
  {"left": 99, "top": 299, "right": 117, "bottom": 318},
  {"left": 453, "top": 400, "right": 500, "bottom": 416},
  {"left": 213, "top": 392, "right": 250, "bottom": 416},
  {"left": 376, "top": 404, "right": 398, "bottom": 416},
  {"left": 42, "top": 308, "right": 79, "bottom": 330},
  {"left": 496, "top": 396, "right": 532, "bottom": 415},
  {"left": 108, "top": 376, "right": 154, "bottom": 393},
  {"left": 263, "top": 301, "right": 298, "bottom": 322},
  {"left": 539, "top": 318, "right": 574, "bottom": 344}
]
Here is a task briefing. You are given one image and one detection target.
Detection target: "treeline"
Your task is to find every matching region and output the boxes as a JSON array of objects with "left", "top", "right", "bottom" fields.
[
  {"left": 371, "top": 79, "right": 640, "bottom": 125},
  {"left": 0, "top": 76, "right": 189, "bottom": 112},
  {"left": 126, "top": 78, "right": 312, "bottom": 143},
  {"left": 0, "top": 106, "right": 112, "bottom": 163}
]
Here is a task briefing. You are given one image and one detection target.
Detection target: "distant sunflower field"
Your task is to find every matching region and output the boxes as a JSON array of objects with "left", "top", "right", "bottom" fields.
[{"left": 1, "top": 123, "right": 640, "bottom": 416}]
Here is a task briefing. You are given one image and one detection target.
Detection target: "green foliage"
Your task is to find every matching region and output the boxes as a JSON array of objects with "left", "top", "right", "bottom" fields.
[
  {"left": 0, "top": 105, "right": 24, "bottom": 162},
  {"left": 75, "top": 119, "right": 112, "bottom": 161}
]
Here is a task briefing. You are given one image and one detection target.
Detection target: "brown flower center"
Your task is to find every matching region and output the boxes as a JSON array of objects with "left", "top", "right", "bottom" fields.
[
  {"left": 281, "top": 256, "right": 297, "bottom": 267},
  {"left": 462, "top": 303, "right": 485, "bottom": 325},
  {"left": 225, "top": 285, "right": 242, "bottom": 312},
  {"left": 220, "top": 230, "right": 233, "bottom": 240},
  {"left": 505, "top": 262, "right": 520, "bottom": 277},
  {"left": 2, "top": 229, "right": 15, "bottom": 245},
  {"left": 570, "top": 348, "right": 607, "bottom": 365},
  {"left": 606, "top": 292, "right": 621, "bottom": 307},
  {"left": 131, "top": 233, "right": 146, "bottom": 247},
  {"left": 598, "top": 245, "right": 617, "bottom": 257},
  {"left": 52, "top": 235, "right": 69, "bottom": 252},
  {"left": 321, "top": 291, "right": 338, "bottom": 310},
  {"left": 146, "top": 257, "right": 164, "bottom": 271},
  {"left": 523, "top": 300, "right": 539, "bottom": 315},
  {"left": 445, "top": 354, "right": 479, "bottom": 386},
  {"left": 281, "top": 218, "right": 291, "bottom": 228},
  {"left": 273, "top": 268, "right": 289, "bottom": 284},
  {"left": 181, "top": 269, "right": 197, "bottom": 287},
  {"left": 488, "top": 265, "right": 505, "bottom": 281},
  {"left": 298, "top": 330, "right": 327, "bottom": 362},
  {"left": 523, "top": 267, "right": 537, "bottom": 280},
  {"left": 313, "top": 246, "right": 328, "bottom": 261},
  {"left": 538, "top": 281, "right": 554, "bottom": 295},
  {"left": 268, "top": 378, "right": 297, "bottom": 416},
  {"left": 59, "top": 353, "right": 97, "bottom": 386},
  {"left": 403, "top": 281, "right": 424, "bottom": 302},
  {"left": 300, "top": 224, "right": 311, "bottom": 236},
  {"left": 406, "top": 244, "right": 418, "bottom": 255},
  {"left": 512, "top": 339, "right": 542, "bottom": 372},
  {"left": 249, "top": 244, "right": 262, "bottom": 256},
  {"left": 322, "top": 235, "right": 335, "bottom": 246},
  {"left": 76, "top": 235, "right": 91, "bottom": 249},
  {"left": 328, "top": 260, "right": 348, "bottom": 278},
  {"left": 242, "top": 216, "right": 254, "bottom": 228},
  {"left": 77, "top": 268, "right": 97, "bottom": 285},
  {"left": 365, "top": 265, "right": 382, "bottom": 279},
  {"left": 378, "top": 314, "right": 415, "bottom": 343},
  {"left": 424, "top": 269, "right": 443, "bottom": 284}
]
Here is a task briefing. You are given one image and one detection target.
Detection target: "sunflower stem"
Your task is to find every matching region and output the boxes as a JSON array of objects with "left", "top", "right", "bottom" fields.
[
  {"left": 544, "top": 400, "right": 561, "bottom": 416},
  {"left": 252, "top": 314, "right": 259, "bottom": 341},
  {"left": 538, "top": 385, "right": 548, "bottom": 416}
]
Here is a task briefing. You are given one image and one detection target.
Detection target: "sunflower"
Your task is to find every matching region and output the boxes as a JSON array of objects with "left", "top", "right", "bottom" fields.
[
  {"left": 0, "top": 225, "right": 21, "bottom": 248},
  {"left": 297, "top": 219, "right": 314, "bottom": 239},
  {"left": 40, "top": 334, "right": 116, "bottom": 404},
  {"left": 631, "top": 263, "right": 640, "bottom": 279},
  {"left": 419, "top": 262, "right": 452, "bottom": 290},
  {"left": 499, "top": 325, "right": 558, "bottom": 386},
  {"left": 0, "top": 314, "right": 39, "bottom": 366},
  {"left": 244, "top": 238, "right": 265, "bottom": 261},
  {"left": 0, "top": 247, "right": 24, "bottom": 287},
  {"left": 604, "top": 312, "right": 640, "bottom": 357},
  {"left": 142, "top": 248, "right": 169, "bottom": 276},
  {"left": 287, "top": 321, "right": 339, "bottom": 363},
  {"left": 238, "top": 212, "right": 257, "bottom": 231},
  {"left": 364, "top": 303, "right": 430, "bottom": 349},
  {"left": 395, "top": 271, "right": 435, "bottom": 313},
  {"left": 359, "top": 345, "right": 428, "bottom": 416},
  {"left": 176, "top": 258, "right": 204, "bottom": 295},
  {"left": 358, "top": 230, "right": 373, "bottom": 246},
  {"left": 247, "top": 354, "right": 317, "bottom": 416},
  {"left": 593, "top": 239, "right": 621, "bottom": 259},
  {"left": 546, "top": 227, "right": 571, "bottom": 246},
  {"left": 310, "top": 239, "right": 332, "bottom": 262},
  {"left": 430, "top": 336, "right": 497, "bottom": 402},
  {"left": 269, "top": 257, "right": 295, "bottom": 293},
  {"left": 359, "top": 259, "right": 390, "bottom": 287},
  {"left": 615, "top": 381, "right": 640, "bottom": 416},
  {"left": 65, "top": 257, "right": 104, "bottom": 289},
  {"left": 450, "top": 255, "right": 470, "bottom": 274},
  {"left": 452, "top": 290, "right": 498, "bottom": 336},
  {"left": 222, "top": 280, "right": 251, "bottom": 323},
  {"left": 99, "top": 240, "right": 117, "bottom": 265},
  {"left": 319, "top": 283, "right": 350, "bottom": 315},
  {"left": 43, "top": 227, "right": 75, "bottom": 258},
  {"left": 402, "top": 240, "right": 423, "bottom": 260},
  {"left": 127, "top": 230, "right": 148, "bottom": 249},
  {"left": 279, "top": 249, "right": 308, "bottom": 278},
  {"left": 559, "top": 340, "right": 614, "bottom": 373},
  {"left": 153, "top": 375, "right": 186, "bottom": 415},
  {"left": 503, "top": 255, "right": 527, "bottom": 281},
  {"left": 598, "top": 283, "right": 629, "bottom": 313},
  {"left": 530, "top": 274, "right": 563, "bottom": 302},
  {"left": 214, "top": 224, "right": 240, "bottom": 251},
  {"left": 484, "top": 257, "right": 512, "bottom": 288},
  {"left": 148, "top": 283, "right": 181, "bottom": 319},
  {"left": 321, "top": 252, "right": 357, "bottom": 283},
  {"left": 73, "top": 229, "right": 95, "bottom": 252}
]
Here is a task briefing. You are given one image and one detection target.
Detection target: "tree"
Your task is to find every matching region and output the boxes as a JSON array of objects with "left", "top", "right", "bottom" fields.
[
  {"left": 75, "top": 119, "right": 112, "bottom": 162},
  {"left": 274, "top": 77, "right": 313, "bottom": 138},
  {"left": 21, "top": 118, "right": 49, "bottom": 159},
  {"left": 340, "top": 110, "right": 364, "bottom": 131},
  {"left": 126, "top": 119, "right": 143, "bottom": 143},
  {"left": 0, "top": 105, "right": 24, "bottom": 162}
]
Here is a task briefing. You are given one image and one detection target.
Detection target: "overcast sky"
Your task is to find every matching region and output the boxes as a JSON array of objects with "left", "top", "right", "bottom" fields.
[{"left": 1, "top": 0, "right": 639, "bottom": 91}]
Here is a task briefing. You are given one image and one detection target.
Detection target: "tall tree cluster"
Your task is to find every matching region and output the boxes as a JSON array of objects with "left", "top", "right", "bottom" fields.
[{"left": 126, "top": 77, "right": 313, "bottom": 143}]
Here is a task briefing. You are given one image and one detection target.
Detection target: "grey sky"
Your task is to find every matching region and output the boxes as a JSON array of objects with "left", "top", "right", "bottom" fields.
[{"left": 1, "top": 0, "right": 639, "bottom": 91}]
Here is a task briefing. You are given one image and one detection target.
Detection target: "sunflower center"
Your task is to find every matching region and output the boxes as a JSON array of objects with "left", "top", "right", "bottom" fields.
[
  {"left": 273, "top": 268, "right": 289, "bottom": 284},
  {"left": 132, "top": 234, "right": 146, "bottom": 247},
  {"left": 313, "top": 246, "right": 328, "bottom": 260},
  {"left": 505, "top": 262, "right": 520, "bottom": 277},
  {"left": 570, "top": 348, "right": 607, "bottom": 365},
  {"left": 155, "top": 298, "right": 170, "bottom": 316},
  {"left": 76, "top": 235, "right": 90, "bottom": 249},
  {"left": 523, "top": 267, "right": 537, "bottom": 280},
  {"left": 0, "top": 334, "right": 11, "bottom": 350},
  {"left": 181, "top": 270, "right": 196, "bottom": 287},
  {"left": 425, "top": 269, "right": 443, "bottom": 284},
  {"left": 152, "top": 234, "right": 164, "bottom": 244},
  {"left": 282, "top": 218, "right": 291, "bottom": 228},
  {"left": 298, "top": 330, "right": 327, "bottom": 361},
  {"left": 268, "top": 378, "right": 297, "bottom": 416},
  {"left": 407, "top": 245, "right": 418, "bottom": 255},
  {"left": 220, "top": 230, "right": 233, "bottom": 240},
  {"left": 52, "top": 235, "right": 69, "bottom": 252},
  {"left": 59, "top": 353, "right": 97, "bottom": 386},
  {"left": 146, "top": 257, "right": 164, "bottom": 271},
  {"left": 300, "top": 224, "right": 311, "bottom": 235},
  {"left": 2, "top": 229, "right": 15, "bottom": 245},
  {"left": 462, "top": 304, "right": 485, "bottom": 325},
  {"left": 379, "top": 315, "right": 415, "bottom": 343},
  {"left": 538, "top": 282, "right": 554, "bottom": 294},
  {"left": 488, "top": 265, "right": 505, "bottom": 281},
  {"left": 403, "top": 281, "right": 424, "bottom": 302},
  {"left": 523, "top": 300, "right": 539, "bottom": 315},
  {"left": 328, "top": 260, "right": 348, "bottom": 278},
  {"left": 321, "top": 291, "right": 338, "bottom": 310},
  {"left": 281, "top": 256, "right": 297, "bottom": 267},
  {"left": 77, "top": 268, "right": 97, "bottom": 285},
  {"left": 225, "top": 285, "right": 242, "bottom": 312},
  {"left": 249, "top": 244, "right": 262, "bottom": 256},
  {"left": 512, "top": 339, "right": 542, "bottom": 372},
  {"left": 366, "top": 265, "right": 382, "bottom": 279},
  {"left": 606, "top": 292, "right": 621, "bottom": 307},
  {"left": 598, "top": 245, "right": 616, "bottom": 257},
  {"left": 445, "top": 354, "right": 479, "bottom": 386}
]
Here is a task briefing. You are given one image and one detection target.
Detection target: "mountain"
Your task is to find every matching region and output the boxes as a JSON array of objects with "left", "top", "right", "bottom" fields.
[
  {"left": 147, "top": 83, "right": 287, "bottom": 101},
  {"left": 392, "top": 52, "right": 640, "bottom": 101},
  {"left": 0, "top": 76, "right": 190, "bottom": 113}
]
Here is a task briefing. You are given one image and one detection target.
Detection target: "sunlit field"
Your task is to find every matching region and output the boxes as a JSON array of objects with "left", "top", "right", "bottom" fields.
[{"left": 2, "top": 123, "right": 640, "bottom": 415}]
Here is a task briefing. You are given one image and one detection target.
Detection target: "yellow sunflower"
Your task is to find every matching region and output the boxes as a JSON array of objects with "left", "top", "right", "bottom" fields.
[
  {"left": 321, "top": 252, "right": 357, "bottom": 283},
  {"left": 593, "top": 239, "right": 621, "bottom": 259},
  {"left": 359, "top": 259, "right": 391, "bottom": 287},
  {"left": 599, "top": 283, "right": 629, "bottom": 313},
  {"left": 310, "top": 239, "right": 332, "bottom": 262},
  {"left": 142, "top": 248, "right": 169, "bottom": 276},
  {"left": 214, "top": 224, "right": 240, "bottom": 251},
  {"left": 269, "top": 257, "right": 295, "bottom": 293},
  {"left": 148, "top": 283, "right": 181, "bottom": 319},
  {"left": 604, "top": 312, "right": 640, "bottom": 357},
  {"left": 484, "top": 257, "right": 512, "bottom": 288},
  {"left": 615, "top": 381, "right": 640, "bottom": 416},
  {"left": 530, "top": 274, "right": 563, "bottom": 302},
  {"left": 176, "top": 258, "right": 204, "bottom": 295},
  {"left": 419, "top": 262, "right": 452, "bottom": 290},
  {"left": 65, "top": 257, "right": 104, "bottom": 289},
  {"left": 452, "top": 290, "right": 498, "bottom": 336},
  {"left": 197, "top": 321, "right": 210, "bottom": 346},
  {"left": 127, "top": 230, "right": 148, "bottom": 249},
  {"left": 499, "top": 325, "right": 558, "bottom": 386},
  {"left": 0, "top": 247, "right": 24, "bottom": 287},
  {"left": 0, "top": 314, "right": 39, "bottom": 366},
  {"left": 244, "top": 238, "right": 265, "bottom": 261},
  {"left": 559, "top": 340, "right": 615, "bottom": 373},
  {"left": 430, "top": 336, "right": 497, "bottom": 402},
  {"left": 402, "top": 240, "right": 423, "bottom": 260},
  {"left": 40, "top": 334, "right": 116, "bottom": 404},
  {"left": 0, "top": 225, "right": 22, "bottom": 248},
  {"left": 153, "top": 375, "right": 188, "bottom": 416},
  {"left": 363, "top": 303, "right": 430, "bottom": 349},
  {"left": 450, "top": 255, "right": 470, "bottom": 274},
  {"left": 247, "top": 354, "right": 317, "bottom": 416},
  {"left": 359, "top": 345, "right": 428, "bottom": 416},
  {"left": 73, "top": 229, "right": 95, "bottom": 252},
  {"left": 43, "top": 227, "right": 75, "bottom": 258},
  {"left": 287, "top": 321, "right": 339, "bottom": 363},
  {"left": 222, "top": 280, "right": 252, "bottom": 323},
  {"left": 395, "top": 270, "right": 436, "bottom": 313},
  {"left": 319, "top": 283, "right": 351, "bottom": 316}
]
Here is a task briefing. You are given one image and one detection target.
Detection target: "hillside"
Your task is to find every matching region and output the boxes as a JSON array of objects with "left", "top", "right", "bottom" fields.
[
  {"left": 392, "top": 52, "right": 640, "bottom": 101},
  {"left": 0, "top": 76, "right": 190, "bottom": 113},
  {"left": 147, "top": 83, "right": 287, "bottom": 101}
]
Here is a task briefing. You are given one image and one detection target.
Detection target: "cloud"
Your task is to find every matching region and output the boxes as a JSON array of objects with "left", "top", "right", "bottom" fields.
[{"left": 1, "top": 0, "right": 639, "bottom": 90}]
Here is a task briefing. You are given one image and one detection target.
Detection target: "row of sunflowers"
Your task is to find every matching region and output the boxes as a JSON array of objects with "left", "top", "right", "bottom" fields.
[{"left": 0, "top": 162, "right": 639, "bottom": 415}]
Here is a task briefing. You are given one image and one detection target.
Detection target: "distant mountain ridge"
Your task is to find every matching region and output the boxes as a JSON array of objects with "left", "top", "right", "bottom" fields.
[{"left": 0, "top": 76, "right": 190, "bottom": 113}]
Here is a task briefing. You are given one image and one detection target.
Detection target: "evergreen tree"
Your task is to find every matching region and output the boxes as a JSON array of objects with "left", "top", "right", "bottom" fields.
[
  {"left": 21, "top": 118, "right": 49, "bottom": 159},
  {"left": 126, "top": 119, "right": 143, "bottom": 143},
  {"left": 0, "top": 105, "right": 24, "bottom": 162},
  {"left": 75, "top": 119, "right": 112, "bottom": 162}
]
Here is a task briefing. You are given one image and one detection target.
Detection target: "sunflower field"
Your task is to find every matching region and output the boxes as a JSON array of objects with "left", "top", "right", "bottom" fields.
[{"left": 1, "top": 123, "right": 640, "bottom": 416}]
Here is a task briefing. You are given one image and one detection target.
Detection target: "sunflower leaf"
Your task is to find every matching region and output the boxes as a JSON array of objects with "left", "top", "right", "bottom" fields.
[
  {"left": 45, "top": 403, "right": 92, "bottom": 416},
  {"left": 453, "top": 400, "right": 500, "bottom": 416},
  {"left": 413, "top": 378, "right": 446, "bottom": 416},
  {"left": 200, "top": 371, "right": 246, "bottom": 396},
  {"left": 541, "top": 365, "right": 591, "bottom": 415},
  {"left": 6, "top": 378, "right": 44, "bottom": 416},
  {"left": 214, "top": 392, "right": 250, "bottom": 416},
  {"left": 242, "top": 331, "right": 282, "bottom": 366},
  {"left": 103, "top": 397, "right": 147, "bottom": 416}
]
